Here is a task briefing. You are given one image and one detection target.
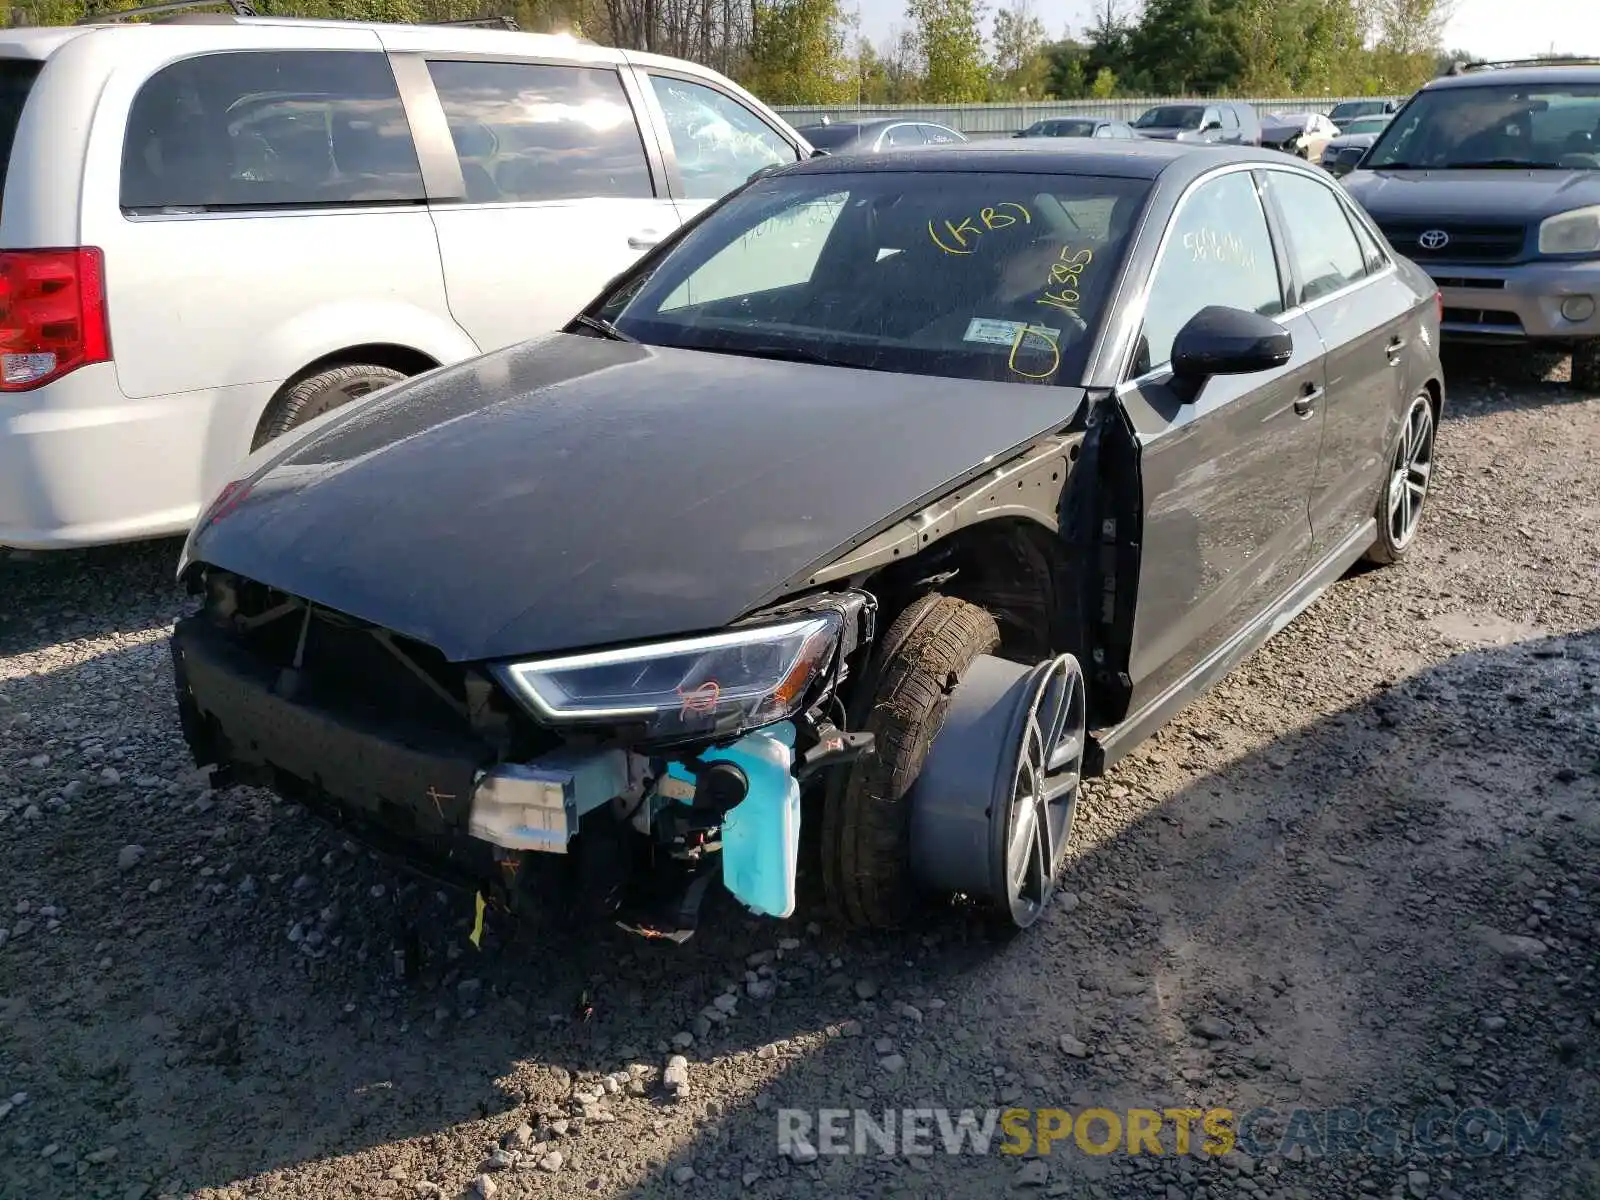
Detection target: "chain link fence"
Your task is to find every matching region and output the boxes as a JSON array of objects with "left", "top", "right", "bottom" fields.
[{"left": 775, "top": 97, "right": 1404, "bottom": 137}]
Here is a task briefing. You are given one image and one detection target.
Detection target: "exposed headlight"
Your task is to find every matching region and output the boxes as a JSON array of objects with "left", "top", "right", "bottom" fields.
[
  {"left": 494, "top": 614, "right": 842, "bottom": 741},
  {"left": 1538, "top": 206, "right": 1600, "bottom": 255}
]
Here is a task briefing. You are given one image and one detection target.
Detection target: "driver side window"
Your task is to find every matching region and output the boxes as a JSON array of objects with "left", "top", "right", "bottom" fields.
[
  {"left": 647, "top": 74, "right": 796, "bottom": 200},
  {"left": 1135, "top": 171, "right": 1282, "bottom": 377}
]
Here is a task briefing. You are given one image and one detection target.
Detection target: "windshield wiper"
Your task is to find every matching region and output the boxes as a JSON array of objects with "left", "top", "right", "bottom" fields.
[
  {"left": 571, "top": 313, "right": 636, "bottom": 342},
  {"left": 1441, "top": 159, "right": 1541, "bottom": 169},
  {"left": 689, "top": 342, "right": 880, "bottom": 371}
]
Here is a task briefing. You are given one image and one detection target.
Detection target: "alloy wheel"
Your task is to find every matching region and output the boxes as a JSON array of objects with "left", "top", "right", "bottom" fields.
[
  {"left": 1001, "top": 654, "right": 1087, "bottom": 928},
  {"left": 1386, "top": 395, "right": 1434, "bottom": 551}
]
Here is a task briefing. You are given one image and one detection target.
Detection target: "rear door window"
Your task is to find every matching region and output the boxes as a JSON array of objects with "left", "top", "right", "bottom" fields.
[
  {"left": 426, "top": 60, "right": 653, "bottom": 203},
  {"left": 0, "top": 59, "right": 41, "bottom": 214},
  {"left": 1261, "top": 170, "right": 1368, "bottom": 303},
  {"left": 885, "top": 124, "right": 925, "bottom": 149},
  {"left": 121, "top": 50, "right": 424, "bottom": 210}
]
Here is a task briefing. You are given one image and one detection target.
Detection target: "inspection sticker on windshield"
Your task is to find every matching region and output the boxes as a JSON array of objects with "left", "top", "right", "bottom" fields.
[{"left": 964, "top": 317, "right": 1060, "bottom": 348}]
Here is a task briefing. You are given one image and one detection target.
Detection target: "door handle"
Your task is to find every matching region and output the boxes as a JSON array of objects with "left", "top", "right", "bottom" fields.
[
  {"left": 1386, "top": 336, "right": 1407, "bottom": 364},
  {"left": 1294, "top": 382, "right": 1324, "bottom": 417},
  {"left": 627, "top": 231, "right": 661, "bottom": 250}
]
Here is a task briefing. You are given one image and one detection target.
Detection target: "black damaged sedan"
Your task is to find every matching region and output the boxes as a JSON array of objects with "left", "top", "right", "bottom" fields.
[{"left": 172, "top": 141, "right": 1445, "bottom": 939}]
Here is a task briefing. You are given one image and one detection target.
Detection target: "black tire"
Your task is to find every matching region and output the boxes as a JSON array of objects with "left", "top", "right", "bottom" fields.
[
  {"left": 252, "top": 364, "right": 406, "bottom": 451},
  {"left": 1365, "top": 390, "right": 1436, "bottom": 566},
  {"left": 1573, "top": 341, "right": 1600, "bottom": 393},
  {"left": 821, "top": 593, "right": 1001, "bottom": 929}
]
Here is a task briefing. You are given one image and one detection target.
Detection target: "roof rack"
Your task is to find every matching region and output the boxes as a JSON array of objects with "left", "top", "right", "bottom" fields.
[
  {"left": 76, "top": 0, "right": 519, "bottom": 27},
  {"left": 1457, "top": 56, "right": 1600, "bottom": 72},
  {"left": 77, "top": 0, "right": 255, "bottom": 21}
]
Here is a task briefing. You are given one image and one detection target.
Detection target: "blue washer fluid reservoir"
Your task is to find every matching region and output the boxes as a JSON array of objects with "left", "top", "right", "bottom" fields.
[{"left": 663, "top": 722, "right": 801, "bottom": 919}]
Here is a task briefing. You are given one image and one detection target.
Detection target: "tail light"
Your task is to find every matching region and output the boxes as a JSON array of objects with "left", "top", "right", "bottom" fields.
[
  {"left": 1435, "top": 290, "right": 1443, "bottom": 323},
  {"left": 0, "top": 247, "right": 111, "bottom": 391}
]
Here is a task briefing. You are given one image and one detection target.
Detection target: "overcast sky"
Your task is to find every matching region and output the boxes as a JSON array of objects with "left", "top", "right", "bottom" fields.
[{"left": 850, "top": 0, "right": 1600, "bottom": 65}]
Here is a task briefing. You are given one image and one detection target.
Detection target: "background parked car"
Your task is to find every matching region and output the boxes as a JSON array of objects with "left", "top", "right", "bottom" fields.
[
  {"left": 0, "top": 9, "right": 813, "bottom": 551},
  {"left": 1132, "top": 101, "right": 1262, "bottom": 146},
  {"left": 1328, "top": 97, "right": 1399, "bottom": 130},
  {"left": 1340, "top": 58, "right": 1600, "bottom": 390},
  {"left": 1261, "top": 111, "right": 1340, "bottom": 159},
  {"left": 1320, "top": 114, "right": 1392, "bottom": 175},
  {"left": 1013, "top": 116, "right": 1138, "bottom": 139},
  {"left": 796, "top": 117, "right": 966, "bottom": 154}
]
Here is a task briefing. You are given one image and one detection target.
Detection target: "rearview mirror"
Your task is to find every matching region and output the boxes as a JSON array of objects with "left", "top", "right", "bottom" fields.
[{"left": 1170, "top": 306, "right": 1292, "bottom": 396}]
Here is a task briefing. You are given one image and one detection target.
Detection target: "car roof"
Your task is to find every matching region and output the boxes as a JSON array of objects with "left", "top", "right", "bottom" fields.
[
  {"left": 1424, "top": 63, "right": 1600, "bottom": 90},
  {"left": 780, "top": 138, "right": 1303, "bottom": 182}
]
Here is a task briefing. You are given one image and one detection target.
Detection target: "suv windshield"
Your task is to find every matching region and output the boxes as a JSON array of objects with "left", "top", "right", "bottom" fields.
[
  {"left": 1135, "top": 106, "right": 1202, "bottom": 129},
  {"left": 1342, "top": 116, "right": 1390, "bottom": 135},
  {"left": 1366, "top": 81, "right": 1600, "bottom": 170},
  {"left": 1330, "top": 100, "right": 1388, "bottom": 123},
  {"left": 594, "top": 170, "right": 1151, "bottom": 387}
]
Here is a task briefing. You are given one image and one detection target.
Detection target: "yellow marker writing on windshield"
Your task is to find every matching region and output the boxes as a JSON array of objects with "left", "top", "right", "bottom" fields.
[
  {"left": 929, "top": 202, "right": 1033, "bottom": 254},
  {"left": 1009, "top": 325, "right": 1061, "bottom": 380}
]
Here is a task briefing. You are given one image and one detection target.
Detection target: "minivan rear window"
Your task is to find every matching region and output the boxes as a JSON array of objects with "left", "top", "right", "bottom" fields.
[
  {"left": 0, "top": 59, "right": 42, "bottom": 214},
  {"left": 121, "top": 50, "right": 426, "bottom": 211}
]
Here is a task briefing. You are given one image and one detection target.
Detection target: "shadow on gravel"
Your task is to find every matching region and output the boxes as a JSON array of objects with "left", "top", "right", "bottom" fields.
[
  {"left": 1439, "top": 346, "right": 1597, "bottom": 411},
  {"left": 0, "top": 538, "right": 186, "bottom": 658}
]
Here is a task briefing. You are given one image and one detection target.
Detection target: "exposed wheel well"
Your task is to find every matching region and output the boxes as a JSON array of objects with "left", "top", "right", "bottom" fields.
[
  {"left": 252, "top": 344, "right": 442, "bottom": 449},
  {"left": 859, "top": 518, "right": 1076, "bottom": 668},
  {"left": 285, "top": 343, "right": 441, "bottom": 389}
]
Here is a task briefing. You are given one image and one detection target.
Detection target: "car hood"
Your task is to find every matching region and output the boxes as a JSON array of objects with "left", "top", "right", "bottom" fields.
[
  {"left": 1260, "top": 117, "right": 1310, "bottom": 139},
  {"left": 1342, "top": 167, "right": 1600, "bottom": 221},
  {"left": 182, "top": 334, "right": 1083, "bottom": 663}
]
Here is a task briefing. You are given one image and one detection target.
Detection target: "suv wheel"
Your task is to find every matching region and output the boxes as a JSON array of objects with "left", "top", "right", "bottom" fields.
[
  {"left": 1573, "top": 340, "right": 1600, "bottom": 393},
  {"left": 253, "top": 364, "right": 407, "bottom": 451}
]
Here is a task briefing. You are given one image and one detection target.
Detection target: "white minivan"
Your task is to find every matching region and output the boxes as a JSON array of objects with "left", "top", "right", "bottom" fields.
[{"left": 0, "top": 5, "right": 814, "bottom": 549}]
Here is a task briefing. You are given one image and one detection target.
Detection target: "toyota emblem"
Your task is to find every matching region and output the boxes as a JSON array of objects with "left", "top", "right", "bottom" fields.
[{"left": 1418, "top": 229, "right": 1450, "bottom": 250}]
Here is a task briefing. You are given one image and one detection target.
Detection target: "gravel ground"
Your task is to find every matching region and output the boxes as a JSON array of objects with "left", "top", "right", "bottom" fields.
[{"left": 2, "top": 348, "right": 1598, "bottom": 1200}]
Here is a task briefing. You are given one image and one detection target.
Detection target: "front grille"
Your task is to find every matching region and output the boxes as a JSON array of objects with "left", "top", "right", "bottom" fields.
[
  {"left": 1430, "top": 275, "right": 1505, "bottom": 290},
  {"left": 1379, "top": 222, "right": 1527, "bottom": 263},
  {"left": 1442, "top": 306, "right": 1523, "bottom": 331}
]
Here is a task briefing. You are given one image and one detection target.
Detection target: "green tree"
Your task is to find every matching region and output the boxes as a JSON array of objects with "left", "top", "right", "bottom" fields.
[
  {"left": 1125, "top": 0, "right": 1240, "bottom": 94},
  {"left": 745, "top": 0, "right": 855, "bottom": 103},
  {"left": 1089, "top": 65, "right": 1116, "bottom": 97},
  {"left": 991, "top": 0, "right": 1049, "bottom": 97},
  {"left": 906, "top": 0, "right": 988, "bottom": 102}
]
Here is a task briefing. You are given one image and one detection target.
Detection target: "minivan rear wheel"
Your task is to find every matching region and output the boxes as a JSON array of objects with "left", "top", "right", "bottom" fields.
[
  {"left": 253, "top": 363, "right": 407, "bottom": 451},
  {"left": 1573, "top": 340, "right": 1600, "bottom": 393}
]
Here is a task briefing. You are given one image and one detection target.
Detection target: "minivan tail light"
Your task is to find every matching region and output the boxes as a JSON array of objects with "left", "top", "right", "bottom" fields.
[{"left": 0, "top": 247, "right": 111, "bottom": 391}]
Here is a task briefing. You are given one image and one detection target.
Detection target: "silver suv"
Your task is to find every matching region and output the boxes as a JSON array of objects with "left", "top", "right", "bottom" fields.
[{"left": 1341, "top": 58, "right": 1600, "bottom": 389}]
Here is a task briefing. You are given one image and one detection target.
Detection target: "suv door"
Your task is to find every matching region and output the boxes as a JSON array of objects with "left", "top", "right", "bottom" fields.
[
  {"left": 1115, "top": 168, "right": 1327, "bottom": 715},
  {"left": 1219, "top": 105, "right": 1241, "bottom": 143},
  {"left": 633, "top": 70, "right": 802, "bottom": 222},
  {"left": 414, "top": 56, "right": 680, "bottom": 352},
  {"left": 1258, "top": 167, "right": 1420, "bottom": 561}
]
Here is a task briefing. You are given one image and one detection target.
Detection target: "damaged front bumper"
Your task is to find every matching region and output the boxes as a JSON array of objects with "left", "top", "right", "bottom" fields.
[{"left": 171, "top": 579, "right": 875, "bottom": 940}]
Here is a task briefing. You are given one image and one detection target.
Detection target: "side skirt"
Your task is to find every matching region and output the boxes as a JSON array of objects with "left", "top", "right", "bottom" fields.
[{"left": 1088, "top": 517, "right": 1376, "bottom": 772}]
